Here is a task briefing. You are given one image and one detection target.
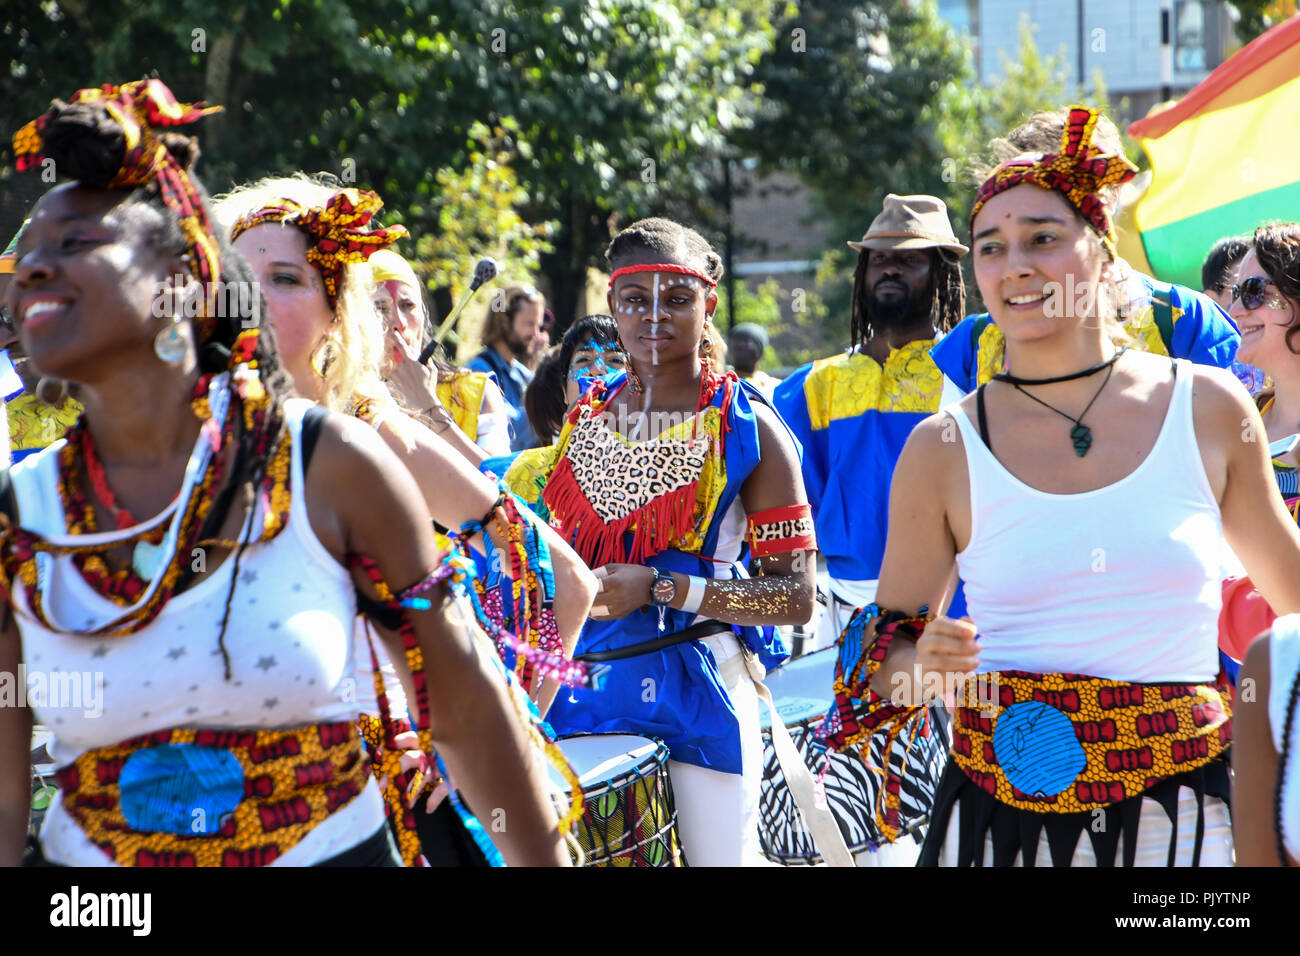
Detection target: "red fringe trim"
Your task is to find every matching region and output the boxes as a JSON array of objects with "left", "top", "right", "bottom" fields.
[{"left": 543, "top": 455, "right": 699, "bottom": 567}]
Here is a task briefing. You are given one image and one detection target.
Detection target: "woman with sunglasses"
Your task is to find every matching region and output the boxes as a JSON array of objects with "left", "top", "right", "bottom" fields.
[
  {"left": 1228, "top": 228, "right": 1300, "bottom": 468},
  {"left": 1228, "top": 223, "right": 1300, "bottom": 867}
]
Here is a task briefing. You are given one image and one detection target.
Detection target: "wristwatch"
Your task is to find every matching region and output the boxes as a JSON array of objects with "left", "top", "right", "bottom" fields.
[{"left": 649, "top": 568, "right": 677, "bottom": 607}]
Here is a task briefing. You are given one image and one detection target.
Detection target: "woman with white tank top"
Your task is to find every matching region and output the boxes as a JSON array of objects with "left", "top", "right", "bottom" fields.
[
  {"left": 824, "top": 107, "right": 1300, "bottom": 866},
  {"left": 0, "top": 81, "right": 570, "bottom": 868}
]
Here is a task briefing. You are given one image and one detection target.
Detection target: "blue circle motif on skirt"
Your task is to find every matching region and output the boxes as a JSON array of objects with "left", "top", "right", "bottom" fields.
[
  {"left": 990, "top": 701, "right": 1087, "bottom": 798},
  {"left": 119, "top": 745, "right": 244, "bottom": 836}
]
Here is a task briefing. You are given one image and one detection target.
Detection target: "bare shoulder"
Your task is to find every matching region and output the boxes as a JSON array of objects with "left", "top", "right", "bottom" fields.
[
  {"left": 897, "top": 407, "right": 968, "bottom": 483},
  {"left": 751, "top": 399, "right": 798, "bottom": 459},
  {"left": 1186, "top": 360, "right": 1255, "bottom": 421},
  {"left": 480, "top": 377, "right": 507, "bottom": 413},
  {"left": 302, "top": 410, "right": 414, "bottom": 559},
  {"left": 312, "top": 408, "right": 402, "bottom": 481}
]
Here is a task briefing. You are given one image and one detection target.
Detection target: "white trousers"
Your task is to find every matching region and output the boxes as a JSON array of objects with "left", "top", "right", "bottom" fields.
[{"left": 666, "top": 633, "right": 764, "bottom": 866}]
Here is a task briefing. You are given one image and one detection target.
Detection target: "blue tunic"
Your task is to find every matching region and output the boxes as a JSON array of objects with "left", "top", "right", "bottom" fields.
[
  {"left": 507, "top": 380, "right": 792, "bottom": 775},
  {"left": 930, "top": 276, "right": 1240, "bottom": 394},
  {"left": 772, "top": 340, "right": 968, "bottom": 617}
]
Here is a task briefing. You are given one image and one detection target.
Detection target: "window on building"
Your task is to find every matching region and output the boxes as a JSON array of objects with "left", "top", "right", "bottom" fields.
[{"left": 1175, "top": 0, "right": 1208, "bottom": 72}]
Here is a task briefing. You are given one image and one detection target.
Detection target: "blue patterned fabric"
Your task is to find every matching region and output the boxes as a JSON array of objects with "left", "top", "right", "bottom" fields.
[{"left": 930, "top": 274, "right": 1240, "bottom": 395}]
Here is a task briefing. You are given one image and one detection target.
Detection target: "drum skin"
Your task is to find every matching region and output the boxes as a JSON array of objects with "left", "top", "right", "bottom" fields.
[
  {"left": 550, "top": 733, "right": 686, "bottom": 867},
  {"left": 757, "top": 648, "right": 949, "bottom": 864}
]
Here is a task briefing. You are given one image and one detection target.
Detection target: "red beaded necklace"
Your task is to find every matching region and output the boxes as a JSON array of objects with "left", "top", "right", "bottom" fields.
[{"left": 81, "top": 428, "right": 145, "bottom": 531}]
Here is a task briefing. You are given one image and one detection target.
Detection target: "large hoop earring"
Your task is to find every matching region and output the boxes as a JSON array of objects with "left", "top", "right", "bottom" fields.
[
  {"left": 309, "top": 336, "right": 336, "bottom": 379},
  {"left": 36, "top": 377, "right": 69, "bottom": 407}
]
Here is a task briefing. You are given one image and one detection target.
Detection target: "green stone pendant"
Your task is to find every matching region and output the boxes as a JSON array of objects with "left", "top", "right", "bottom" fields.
[{"left": 1070, "top": 423, "right": 1092, "bottom": 457}]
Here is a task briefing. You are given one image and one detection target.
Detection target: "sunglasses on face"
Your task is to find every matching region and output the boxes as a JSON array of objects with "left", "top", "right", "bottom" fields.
[{"left": 1231, "top": 275, "right": 1288, "bottom": 311}]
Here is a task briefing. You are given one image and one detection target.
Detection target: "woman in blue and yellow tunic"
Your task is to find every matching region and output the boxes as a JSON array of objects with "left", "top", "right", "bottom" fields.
[
  {"left": 369, "top": 249, "right": 513, "bottom": 462},
  {"left": 505, "top": 217, "right": 817, "bottom": 866}
]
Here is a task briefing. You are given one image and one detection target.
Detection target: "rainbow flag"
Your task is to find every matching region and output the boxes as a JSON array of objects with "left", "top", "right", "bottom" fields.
[{"left": 1127, "top": 15, "right": 1300, "bottom": 290}]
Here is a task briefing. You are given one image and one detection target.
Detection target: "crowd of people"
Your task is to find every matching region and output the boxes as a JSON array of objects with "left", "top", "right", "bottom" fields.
[{"left": 1, "top": 79, "right": 1298, "bottom": 868}]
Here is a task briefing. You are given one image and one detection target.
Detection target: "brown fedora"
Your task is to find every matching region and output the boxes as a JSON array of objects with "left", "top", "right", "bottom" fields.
[{"left": 847, "top": 193, "right": 968, "bottom": 256}]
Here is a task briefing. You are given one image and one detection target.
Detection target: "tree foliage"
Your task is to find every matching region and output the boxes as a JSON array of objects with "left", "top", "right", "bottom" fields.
[
  {"left": 1230, "top": 0, "right": 1298, "bottom": 44},
  {"left": 2, "top": 0, "right": 780, "bottom": 331},
  {"left": 739, "top": 0, "right": 973, "bottom": 245}
]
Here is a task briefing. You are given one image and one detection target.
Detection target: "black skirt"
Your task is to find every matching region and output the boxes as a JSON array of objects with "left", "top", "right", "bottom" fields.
[{"left": 917, "top": 753, "right": 1232, "bottom": 867}]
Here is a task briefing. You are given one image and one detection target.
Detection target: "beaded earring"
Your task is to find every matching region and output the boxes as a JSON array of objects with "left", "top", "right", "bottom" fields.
[{"left": 698, "top": 317, "right": 716, "bottom": 378}]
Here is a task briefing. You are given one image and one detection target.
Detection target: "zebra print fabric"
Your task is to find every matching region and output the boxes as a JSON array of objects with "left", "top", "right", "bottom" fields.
[{"left": 756, "top": 649, "right": 950, "bottom": 864}]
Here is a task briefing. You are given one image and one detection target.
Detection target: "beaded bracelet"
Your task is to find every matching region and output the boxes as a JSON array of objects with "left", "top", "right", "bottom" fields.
[{"left": 458, "top": 492, "right": 508, "bottom": 540}]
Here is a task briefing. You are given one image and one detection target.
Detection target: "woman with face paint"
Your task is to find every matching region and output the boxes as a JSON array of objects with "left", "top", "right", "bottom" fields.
[
  {"left": 0, "top": 80, "right": 569, "bottom": 867},
  {"left": 838, "top": 107, "right": 1300, "bottom": 866},
  {"left": 503, "top": 218, "right": 817, "bottom": 866},
  {"left": 519, "top": 314, "right": 628, "bottom": 449},
  {"left": 369, "top": 249, "right": 512, "bottom": 462}
]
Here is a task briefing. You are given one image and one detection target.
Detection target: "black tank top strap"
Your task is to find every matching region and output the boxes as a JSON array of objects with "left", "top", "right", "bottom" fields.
[{"left": 976, "top": 383, "right": 992, "bottom": 452}]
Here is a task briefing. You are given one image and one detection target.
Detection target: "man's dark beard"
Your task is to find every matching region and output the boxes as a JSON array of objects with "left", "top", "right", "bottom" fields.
[
  {"left": 503, "top": 327, "right": 532, "bottom": 361},
  {"left": 867, "top": 278, "right": 934, "bottom": 333}
]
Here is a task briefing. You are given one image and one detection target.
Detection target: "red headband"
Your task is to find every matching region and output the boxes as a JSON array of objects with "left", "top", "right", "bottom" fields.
[
  {"left": 608, "top": 263, "right": 718, "bottom": 289},
  {"left": 970, "top": 106, "right": 1138, "bottom": 259}
]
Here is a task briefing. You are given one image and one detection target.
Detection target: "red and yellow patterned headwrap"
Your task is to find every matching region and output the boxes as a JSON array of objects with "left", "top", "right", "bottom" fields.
[
  {"left": 13, "top": 79, "right": 223, "bottom": 298},
  {"left": 229, "top": 189, "right": 408, "bottom": 308},
  {"left": 969, "top": 105, "right": 1138, "bottom": 258}
]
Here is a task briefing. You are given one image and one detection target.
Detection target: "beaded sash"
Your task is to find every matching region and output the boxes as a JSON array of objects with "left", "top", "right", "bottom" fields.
[{"left": 53, "top": 722, "right": 369, "bottom": 867}]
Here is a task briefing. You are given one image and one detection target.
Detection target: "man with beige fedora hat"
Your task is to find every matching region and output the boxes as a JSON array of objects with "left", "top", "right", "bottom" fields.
[{"left": 773, "top": 194, "right": 967, "bottom": 865}]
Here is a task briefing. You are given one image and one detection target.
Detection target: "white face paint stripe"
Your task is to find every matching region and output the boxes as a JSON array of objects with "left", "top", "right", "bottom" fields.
[{"left": 651, "top": 272, "right": 661, "bottom": 366}]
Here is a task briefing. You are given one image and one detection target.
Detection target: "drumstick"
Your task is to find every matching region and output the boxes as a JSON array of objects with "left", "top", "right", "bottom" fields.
[{"left": 419, "top": 257, "right": 500, "bottom": 364}]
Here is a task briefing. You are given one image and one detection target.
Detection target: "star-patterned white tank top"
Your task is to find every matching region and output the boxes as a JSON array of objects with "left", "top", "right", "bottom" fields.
[{"left": 10, "top": 398, "right": 386, "bottom": 865}]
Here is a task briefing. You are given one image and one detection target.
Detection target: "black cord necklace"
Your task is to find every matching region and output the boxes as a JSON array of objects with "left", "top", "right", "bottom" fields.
[{"left": 993, "top": 347, "right": 1127, "bottom": 457}]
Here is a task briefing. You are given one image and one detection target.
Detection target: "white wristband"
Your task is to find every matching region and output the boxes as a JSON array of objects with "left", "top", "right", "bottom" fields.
[{"left": 681, "top": 575, "right": 708, "bottom": 615}]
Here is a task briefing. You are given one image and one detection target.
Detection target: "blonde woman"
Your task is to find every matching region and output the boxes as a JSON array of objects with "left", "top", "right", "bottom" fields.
[{"left": 214, "top": 178, "right": 596, "bottom": 861}]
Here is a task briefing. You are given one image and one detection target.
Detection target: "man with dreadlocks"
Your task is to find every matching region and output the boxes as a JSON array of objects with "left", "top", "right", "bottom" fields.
[{"left": 775, "top": 195, "right": 969, "bottom": 655}]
